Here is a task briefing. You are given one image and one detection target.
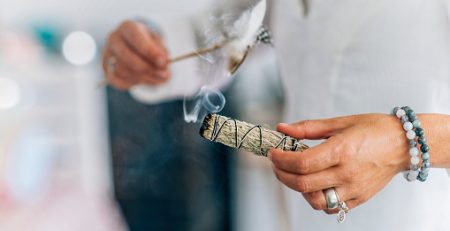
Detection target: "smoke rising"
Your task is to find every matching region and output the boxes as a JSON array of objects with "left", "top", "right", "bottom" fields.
[{"left": 183, "top": 86, "right": 226, "bottom": 123}]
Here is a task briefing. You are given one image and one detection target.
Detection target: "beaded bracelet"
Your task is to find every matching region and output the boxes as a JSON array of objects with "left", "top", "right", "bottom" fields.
[
  {"left": 393, "top": 106, "right": 430, "bottom": 182},
  {"left": 403, "top": 106, "right": 431, "bottom": 182}
]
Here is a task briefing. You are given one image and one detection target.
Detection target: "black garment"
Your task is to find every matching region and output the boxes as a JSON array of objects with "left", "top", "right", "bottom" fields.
[{"left": 107, "top": 88, "right": 232, "bottom": 231}]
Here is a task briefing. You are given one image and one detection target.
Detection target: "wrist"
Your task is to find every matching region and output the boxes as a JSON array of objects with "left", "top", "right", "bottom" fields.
[
  {"left": 418, "top": 113, "right": 450, "bottom": 168},
  {"left": 383, "top": 114, "right": 411, "bottom": 173}
]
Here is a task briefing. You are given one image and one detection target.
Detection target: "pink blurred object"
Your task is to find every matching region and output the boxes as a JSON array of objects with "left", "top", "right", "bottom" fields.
[
  {"left": 0, "top": 31, "right": 42, "bottom": 67},
  {"left": 0, "top": 184, "right": 126, "bottom": 231}
]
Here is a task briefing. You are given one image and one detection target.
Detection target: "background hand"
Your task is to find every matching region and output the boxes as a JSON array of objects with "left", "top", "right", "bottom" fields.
[
  {"left": 269, "top": 114, "right": 410, "bottom": 213},
  {"left": 102, "top": 20, "right": 170, "bottom": 90}
]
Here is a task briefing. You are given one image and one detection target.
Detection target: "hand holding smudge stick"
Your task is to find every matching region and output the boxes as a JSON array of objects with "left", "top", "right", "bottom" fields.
[{"left": 200, "top": 114, "right": 309, "bottom": 156}]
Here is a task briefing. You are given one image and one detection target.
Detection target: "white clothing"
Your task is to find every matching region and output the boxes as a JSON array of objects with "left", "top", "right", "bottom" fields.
[
  {"left": 131, "top": 0, "right": 450, "bottom": 230},
  {"left": 272, "top": 0, "right": 450, "bottom": 230}
]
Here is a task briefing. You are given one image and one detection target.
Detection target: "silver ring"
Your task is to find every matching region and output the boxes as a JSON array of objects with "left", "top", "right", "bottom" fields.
[
  {"left": 324, "top": 188, "right": 339, "bottom": 209},
  {"left": 324, "top": 188, "right": 349, "bottom": 223},
  {"left": 106, "top": 56, "right": 117, "bottom": 74}
]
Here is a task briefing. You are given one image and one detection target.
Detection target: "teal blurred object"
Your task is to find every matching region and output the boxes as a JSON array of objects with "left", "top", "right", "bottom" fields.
[{"left": 32, "top": 23, "right": 62, "bottom": 54}]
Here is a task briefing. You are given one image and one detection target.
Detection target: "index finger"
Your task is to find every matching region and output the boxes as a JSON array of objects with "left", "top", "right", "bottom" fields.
[
  {"left": 119, "top": 20, "right": 168, "bottom": 68},
  {"left": 269, "top": 138, "right": 342, "bottom": 175},
  {"left": 277, "top": 117, "right": 349, "bottom": 140}
]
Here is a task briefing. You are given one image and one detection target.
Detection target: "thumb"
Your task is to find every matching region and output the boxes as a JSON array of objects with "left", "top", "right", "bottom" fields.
[{"left": 276, "top": 118, "right": 346, "bottom": 140}]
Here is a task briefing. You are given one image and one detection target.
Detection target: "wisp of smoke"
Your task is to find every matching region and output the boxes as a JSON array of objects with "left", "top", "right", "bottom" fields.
[{"left": 183, "top": 86, "right": 226, "bottom": 123}]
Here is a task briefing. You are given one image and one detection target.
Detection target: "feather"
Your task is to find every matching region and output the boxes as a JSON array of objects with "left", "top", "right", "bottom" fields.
[
  {"left": 223, "top": 0, "right": 268, "bottom": 75},
  {"left": 236, "top": 0, "right": 267, "bottom": 49}
]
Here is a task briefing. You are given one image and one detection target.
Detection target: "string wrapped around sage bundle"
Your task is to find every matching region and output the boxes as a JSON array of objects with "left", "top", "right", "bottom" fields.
[{"left": 200, "top": 114, "right": 309, "bottom": 156}]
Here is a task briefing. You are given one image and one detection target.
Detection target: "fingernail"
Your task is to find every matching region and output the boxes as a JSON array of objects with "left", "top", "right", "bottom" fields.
[
  {"left": 158, "top": 71, "right": 169, "bottom": 79},
  {"left": 277, "top": 123, "right": 289, "bottom": 132}
]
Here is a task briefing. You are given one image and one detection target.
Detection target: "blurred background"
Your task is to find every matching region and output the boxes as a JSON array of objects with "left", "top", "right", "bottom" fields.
[{"left": 0, "top": 0, "right": 286, "bottom": 230}]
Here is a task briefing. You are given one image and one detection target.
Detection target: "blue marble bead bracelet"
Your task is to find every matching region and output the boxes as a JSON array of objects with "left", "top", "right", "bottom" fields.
[{"left": 393, "top": 106, "right": 430, "bottom": 182}]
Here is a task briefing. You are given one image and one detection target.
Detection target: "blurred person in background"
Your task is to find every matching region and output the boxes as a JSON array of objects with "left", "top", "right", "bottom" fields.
[
  {"left": 103, "top": 4, "right": 235, "bottom": 231},
  {"left": 103, "top": 0, "right": 450, "bottom": 231}
]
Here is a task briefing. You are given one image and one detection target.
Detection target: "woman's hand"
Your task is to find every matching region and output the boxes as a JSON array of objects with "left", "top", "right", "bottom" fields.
[
  {"left": 268, "top": 114, "right": 411, "bottom": 214},
  {"left": 102, "top": 20, "right": 170, "bottom": 90}
]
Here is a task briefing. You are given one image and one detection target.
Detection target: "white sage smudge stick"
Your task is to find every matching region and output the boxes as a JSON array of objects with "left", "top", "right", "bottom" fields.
[{"left": 200, "top": 113, "right": 309, "bottom": 157}]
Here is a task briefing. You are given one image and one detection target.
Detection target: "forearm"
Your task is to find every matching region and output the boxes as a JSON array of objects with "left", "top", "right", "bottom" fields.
[{"left": 419, "top": 114, "right": 450, "bottom": 168}]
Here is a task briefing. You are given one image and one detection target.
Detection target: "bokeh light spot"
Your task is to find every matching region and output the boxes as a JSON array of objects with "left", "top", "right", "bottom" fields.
[
  {"left": 62, "top": 31, "right": 97, "bottom": 66},
  {"left": 0, "top": 78, "right": 21, "bottom": 109}
]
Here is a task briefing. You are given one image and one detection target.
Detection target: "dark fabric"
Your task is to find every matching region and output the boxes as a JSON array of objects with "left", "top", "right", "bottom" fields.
[{"left": 106, "top": 88, "right": 233, "bottom": 231}]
